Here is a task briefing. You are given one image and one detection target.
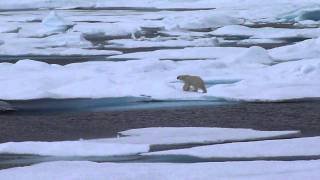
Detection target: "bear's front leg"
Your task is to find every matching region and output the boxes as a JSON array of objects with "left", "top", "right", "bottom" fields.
[{"left": 183, "top": 83, "right": 190, "bottom": 91}]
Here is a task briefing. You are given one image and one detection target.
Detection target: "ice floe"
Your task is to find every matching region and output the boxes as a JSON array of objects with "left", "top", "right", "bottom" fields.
[
  {"left": 0, "top": 1, "right": 320, "bottom": 102},
  {"left": 162, "top": 11, "right": 243, "bottom": 30},
  {"left": 146, "top": 136, "right": 320, "bottom": 159},
  {"left": 0, "top": 44, "right": 320, "bottom": 101},
  {"left": 0, "top": 101, "right": 14, "bottom": 112},
  {"left": 0, "top": 160, "right": 320, "bottom": 180},
  {"left": 209, "top": 58, "right": 320, "bottom": 101},
  {"left": 211, "top": 25, "right": 320, "bottom": 39},
  {"left": 0, "top": 53, "right": 265, "bottom": 100},
  {"left": 0, "top": 127, "right": 300, "bottom": 156},
  {"left": 269, "top": 37, "right": 320, "bottom": 61},
  {"left": 93, "top": 127, "right": 300, "bottom": 146},
  {"left": 0, "top": 141, "right": 149, "bottom": 157},
  {"left": 110, "top": 46, "right": 247, "bottom": 60},
  {"left": 0, "top": 33, "right": 121, "bottom": 56},
  {"left": 107, "top": 37, "right": 218, "bottom": 49},
  {"left": 17, "top": 11, "right": 74, "bottom": 38},
  {"left": 74, "top": 22, "right": 141, "bottom": 40}
]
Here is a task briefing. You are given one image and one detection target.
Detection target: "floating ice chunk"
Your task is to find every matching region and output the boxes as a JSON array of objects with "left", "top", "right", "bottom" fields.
[
  {"left": 0, "top": 101, "right": 14, "bottom": 112},
  {"left": 1, "top": 160, "right": 320, "bottom": 180},
  {"left": 0, "top": 141, "right": 149, "bottom": 157},
  {"left": 239, "top": 38, "right": 284, "bottom": 45},
  {"left": 42, "top": 11, "right": 74, "bottom": 33},
  {"left": 211, "top": 25, "right": 253, "bottom": 37},
  {"left": 146, "top": 137, "right": 320, "bottom": 159},
  {"left": 75, "top": 22, "right": 140, "bottom": 40},
  {"left": 94, "top": 127, "right": 300, "bottom": 146},
  {"left": 17, "top": 11, "right": 75, "bottom": 38}
]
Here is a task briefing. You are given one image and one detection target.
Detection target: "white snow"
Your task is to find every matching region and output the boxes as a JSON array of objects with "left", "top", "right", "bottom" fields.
[
  {"left": 146, "top": 136, "right": 320, "bottom": 159},
  {"left": 0, "top": 23, "right": 20, "bottom": 34},
  {"left": 73, "top": 22, "right": 141, "bottom": 38},
  {"left": 93, "top": 127, "right": 300, "bottom": 146},
  {"left": 0, "top": 141, "right": 149, "bottom": 157},
  {"left": 0, "top": 45, "right": 319, "bottom": 101},
  {"left": 107, "top": 37, "right": 218, "bottom": 48},
  {"left": 110, "top": 46, "right": 247, "bottom": 60},
  {"left": 0, "top": 0, "right": 319, "bottom": 21},
  {"left": 1, "top": 2, "right": 320, "bottom": 178},
  {"left": 0, "top": 160, "right": 320, "bottom": 180},
  {"left": 239, "top": 38, "right": 284, "bottom": 45},
  {"left": 0, "top": 127, "right": 300, "bottom": 156},
  {"left": 0, "top": 1, "right": 320, "bottom": 102},
  {"left": 162, "top": 11, "right": 243, "bottom": 30},
  {"left": 209, "top": 58, "right": 320, "bottom": 101},
  {"left": 269, "top": 37, "right": 320, "bottom": 61},
  {"left": 0, "top": 33, "right": 121, "bottom": 56},
  {"left": 211, "top": 25, "right": 320, "bottom": 39},
  {"left": 0, "top": 54, "right": 259, "bottom": 100}
]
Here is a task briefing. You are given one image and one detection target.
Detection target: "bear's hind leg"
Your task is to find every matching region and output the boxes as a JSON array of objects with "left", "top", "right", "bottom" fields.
[
  {"left": 192, "top": 86, "right": 199, "bottom": 92},
  {"left": 201, "top": 86, "right": 207, "bottom": 93}
]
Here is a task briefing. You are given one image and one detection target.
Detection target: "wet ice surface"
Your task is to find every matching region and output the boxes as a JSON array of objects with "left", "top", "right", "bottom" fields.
[{"left": 7, "top": 97, "right": 227, "bottom": 114}]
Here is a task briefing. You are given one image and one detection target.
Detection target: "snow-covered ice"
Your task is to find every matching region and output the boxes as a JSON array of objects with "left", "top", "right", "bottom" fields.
[
  {"left": 93, "top": 127, "right": 300, "bottom": 146},
  {"left": 146, "top": 136, "right": 320, "bottom": 159},
  {"left": 0, "top": 160, "right": 320, "bottom": 180},
  {"left": 208, "top": 58, "right": 320, "bottom": 101},
  {"left": 269, "top": 37, "right": 320, "bottom": 61},
  {"left": 0, "top": 101, "right": 14, "bottom": 112},
  {"left": 0, "top": 33, "right": 121, "bottom": 56},
  {"left": 42, "top": 11, "right": 74, "bottom": 33},
  {"left": 211, "top": 25, "right": 320, "bottom": 39},
  {"left": 0, "top": 1, "right": 320, "bottom": 102},
  {"left": 0, "top": 141, "right": 149, "bottom": 157},
  {"left": 1, "top": 1, "right": 320, "bottom": 178},
  {"left": 107, "top": 37, "right": 218, "bottom": 49},
  {"left": 110, "top": 46, "right": 247, "bottom": 60},
  {"left": 0, "top": 127, "right": 299, "bottom": 156},
  {"left": 1, "top": 43, "right": 320, "bottom": 101}
]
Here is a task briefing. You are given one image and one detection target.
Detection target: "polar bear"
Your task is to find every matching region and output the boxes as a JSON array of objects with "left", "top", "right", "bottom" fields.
[{"left": 177, "top": 75, "right": 207, "bottom": 93}]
